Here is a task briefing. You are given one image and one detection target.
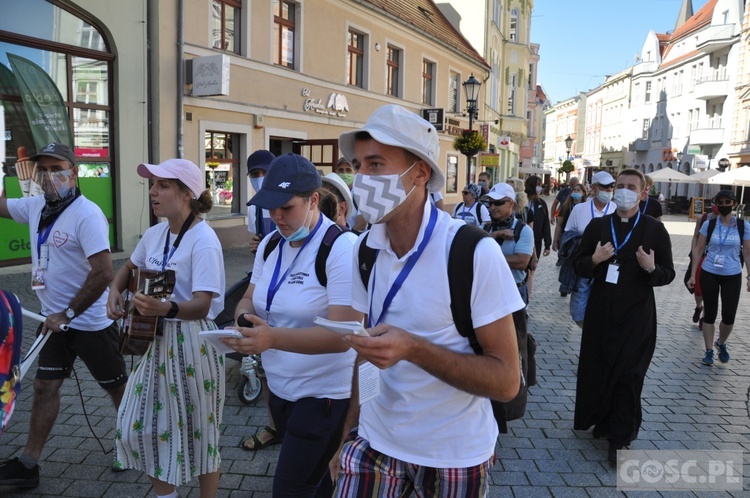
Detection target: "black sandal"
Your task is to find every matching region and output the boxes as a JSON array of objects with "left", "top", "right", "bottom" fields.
[{"left": 239, "top": 426, "right": 281, "bottom": 451}]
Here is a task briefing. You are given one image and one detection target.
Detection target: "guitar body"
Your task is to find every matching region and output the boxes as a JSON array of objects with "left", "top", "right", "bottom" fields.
[{"left": 119, "top": 269, "right": 176, "bottom": 356}]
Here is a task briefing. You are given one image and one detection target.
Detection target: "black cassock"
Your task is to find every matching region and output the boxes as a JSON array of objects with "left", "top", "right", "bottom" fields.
[{"left": 573, "top": 212, "right": 674, "bottom": 446}]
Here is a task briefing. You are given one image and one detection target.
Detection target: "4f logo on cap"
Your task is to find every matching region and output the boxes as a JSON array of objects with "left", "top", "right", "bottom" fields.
[{"left": 278, "top": 182, "right": 291, "bottom": 189}]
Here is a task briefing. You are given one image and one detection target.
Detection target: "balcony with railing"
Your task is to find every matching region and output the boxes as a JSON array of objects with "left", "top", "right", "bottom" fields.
[
  {"left": 693, "top": 74, "right": 730, "bottom": 100},
  {"left": 696, "top": 24, "right": 738, "bottom": 54},
  {"left": 690, "top": 125, "right": 725, "bottom": 145}
]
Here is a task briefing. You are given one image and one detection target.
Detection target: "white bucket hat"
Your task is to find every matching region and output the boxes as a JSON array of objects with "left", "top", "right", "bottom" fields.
[
  {"left": 322, "top": 173, "right": 354, "bottom": 219},
  {"left": 339, "top": 104, "right": 445, "bottom": 193}
]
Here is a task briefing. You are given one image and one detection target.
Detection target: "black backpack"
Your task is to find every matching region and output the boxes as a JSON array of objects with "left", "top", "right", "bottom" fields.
[
  {"left": 357, "top": 224, "right": 535, "bottom": 432},
  {"left": 263, "top": 224, "right": 349, "bottom": 287},
  {"left": 706, "top": 217, "right": 745, "bottom": 265}
]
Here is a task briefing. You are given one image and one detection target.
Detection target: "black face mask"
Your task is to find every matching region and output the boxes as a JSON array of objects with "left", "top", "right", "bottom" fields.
[{"left": 717, "top": 205, "right": 733, "bottom": 216}]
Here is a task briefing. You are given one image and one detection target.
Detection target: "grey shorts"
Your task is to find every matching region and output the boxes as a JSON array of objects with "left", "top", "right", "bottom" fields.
[{"left": 36, "top": 321, "right": 128, "bottom": 390}]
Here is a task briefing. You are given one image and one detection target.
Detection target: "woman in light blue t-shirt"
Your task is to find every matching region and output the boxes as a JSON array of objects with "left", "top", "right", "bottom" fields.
[{"left": 688, "top": 190, "right": 750, "bottom": 367}]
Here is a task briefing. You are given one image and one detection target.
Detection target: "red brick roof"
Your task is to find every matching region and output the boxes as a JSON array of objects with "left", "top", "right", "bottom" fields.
[
  {"left": 661, "top": 0, "right": 717, "bottom": 61},
  {"left": 362, "top": 0, "right": 490, "bottom": 69}
]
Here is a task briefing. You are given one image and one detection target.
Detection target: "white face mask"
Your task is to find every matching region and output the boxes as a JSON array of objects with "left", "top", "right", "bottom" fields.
[
  {"left": 250, "top": 176, "right": 263, "bottom": 193},
  {"left": 612, "top": 188, "right": 639, "bottom": 211},
  {"left": 596, "top": 190, "right": 613, "bottom": 204},
  {"left": 535, "top": 186, "right": 543, "bottom": 195},
  {"left": 280, "top": 200, "right": 311, "bottom": 242},
  {"left": 351, "top": 162, "right": 416, "bottom": 224}
]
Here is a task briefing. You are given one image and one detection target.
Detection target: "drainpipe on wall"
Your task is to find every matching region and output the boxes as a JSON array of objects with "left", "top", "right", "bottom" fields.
[{"left": 177, "top": 0, "right": 184, "bottom": 158}]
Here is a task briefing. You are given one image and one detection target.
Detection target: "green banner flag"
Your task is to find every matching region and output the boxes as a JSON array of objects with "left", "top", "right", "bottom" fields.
[
  {"left": 7, "top": 53, "right": 73, "bottom": 150},
  {"left": 0, "top": 62, "right": 35, "bottom": 160}
]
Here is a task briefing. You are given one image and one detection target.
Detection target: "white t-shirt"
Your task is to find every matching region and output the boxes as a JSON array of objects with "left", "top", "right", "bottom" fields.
[
  {"left": 130, "top": 220, "right": 225, "bottom": 320},
  {"left": 564, "top": 198, "right": 615, "bottom": 236},
  {"left": 352, "top": 201, "right": 525, "bottom": 468},
  {"left": 7, "top": 195, "right": 112, "bottom": 331},
  {"left": 452, "top": 201, "right": 490, "bottom": 227},
  {"left": 251, "top": 215, "right": 356, "bottom": 401}
]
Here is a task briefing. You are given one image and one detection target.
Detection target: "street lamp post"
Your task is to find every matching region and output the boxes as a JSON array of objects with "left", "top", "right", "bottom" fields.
[
  {"left": 463, "top": 74, "right": 481, "bottom": 185},
  {"left": 564, "top": 135, "right": 573, "bottom": 181}
]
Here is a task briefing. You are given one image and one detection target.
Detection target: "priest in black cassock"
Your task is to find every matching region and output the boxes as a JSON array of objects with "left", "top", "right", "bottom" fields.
[{"left": 572, "top": 168, "right": 674, "bottom": 466}]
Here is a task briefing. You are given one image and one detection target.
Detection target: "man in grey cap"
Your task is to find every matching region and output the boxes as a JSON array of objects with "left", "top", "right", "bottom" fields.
[
  {"left": 330, "top": 105, "right": 524, "bottom": 497},
  {"left": 0, "top": 142, "right": 126, "bottom": 489}
]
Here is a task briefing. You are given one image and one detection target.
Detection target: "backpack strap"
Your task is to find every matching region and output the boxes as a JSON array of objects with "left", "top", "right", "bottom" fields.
[
  {"left": 264, "top": 224, "right": 349, "bottom": 287},
  {"left": 475, "top": 203, "right": 483, "bottom": 224},
  {"left": 315, "top": 224, "right": 349, "bottom": 287},
  {"left": 448, "top": 224, "right": 490, "bottom": 355},
  {"left": 262, "top": 232, "right": 283, "bottom": 261},
  {"left": 513, "top": 219, "right": 526, "bottom": 243},
  {"left": 358, "top": 232, "right": 378, "bottom": 292}
]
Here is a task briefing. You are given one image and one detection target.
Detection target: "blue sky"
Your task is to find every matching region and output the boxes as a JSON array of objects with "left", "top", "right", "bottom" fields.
[{"left": 531, "top": 0, "right": 710, "bottom": 104}]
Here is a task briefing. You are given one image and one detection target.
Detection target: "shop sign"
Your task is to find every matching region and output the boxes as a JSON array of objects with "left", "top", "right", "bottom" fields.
[
  {"left": 192, "top": 54, "right": 230, "bottom": 96},
  {"left": 75, "top": 147, "right": 109, "bottom": 158},
  {"left": 479, "top": 154, "right": 499, "bottom": 167},
  {"left": 481, "top": 124, "right": 489, "bottom": 144},
  {"left": 302, "top": 88, "right": 348, "bottom": 118},
  {"left": 687, "top": 145, "right": 702, "bottom": 155},
  {"left": 498, "top": 136, "right": 511, "bottom": 148},
  {"left": 445, "top": 118, "right": 462, "bottom": 137},
  {"left": 421, "top": 108, "right": 444, "bottom": 131}
]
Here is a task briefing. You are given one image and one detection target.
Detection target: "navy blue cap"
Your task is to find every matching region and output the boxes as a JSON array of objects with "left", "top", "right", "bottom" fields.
[
  {"left": 713, "top": 189, "right": 737, "bottom": 203},
  {"left": 247, "top": 153, "right": 322, "bottom": 209},
  {"left": 246, "top": 150, "right": 275, "bottom": 173}
]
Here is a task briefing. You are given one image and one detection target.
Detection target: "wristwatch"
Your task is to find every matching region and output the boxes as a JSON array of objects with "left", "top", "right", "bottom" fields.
[
  {"left": 165, "top": 301, "right": 179, "bottom": 319},
  {"left": 64, "top": 307, "right": 76, "bottom": 320}
]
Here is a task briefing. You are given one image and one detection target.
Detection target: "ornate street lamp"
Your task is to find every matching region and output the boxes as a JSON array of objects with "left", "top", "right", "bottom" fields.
[
  {"left": 564, "top": 135, "right": 573, "bottom": 161},
  {"left": 463, "top": 74, "right": 481, "bottom": 184}
]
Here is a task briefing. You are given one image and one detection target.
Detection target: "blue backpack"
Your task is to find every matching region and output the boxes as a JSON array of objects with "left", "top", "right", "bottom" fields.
[{"left": 0, "top": 290, "right": 23, "bottom": 435}]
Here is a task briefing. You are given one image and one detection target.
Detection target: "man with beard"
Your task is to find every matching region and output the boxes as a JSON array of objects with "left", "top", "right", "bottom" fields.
[
  {"left": 331, "top": 105, "right": 523, "bottom": 497},
  {"left": 0, "top": 142, "right": 126, "bottom": 489},
  {"left": 573, "top": 168, "right": 674, "bottom": 466}
]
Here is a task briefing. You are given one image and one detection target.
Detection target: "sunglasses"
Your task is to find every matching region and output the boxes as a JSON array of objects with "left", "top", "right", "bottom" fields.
[
  {"left": 714, "top": 200, "right": 734, "bottom": 206},
  {"left": 461, "top": 191, "right": 471, "bottom": 195},
  {"left": 489, "top": 199, "right": 510, "bottom": 207}
]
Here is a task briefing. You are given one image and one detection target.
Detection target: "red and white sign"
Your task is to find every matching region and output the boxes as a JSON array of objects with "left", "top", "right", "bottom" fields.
[
  {"left": 75, "top": 147, "right": 109, "bottom": 158},
  {"left": 498, "top": 136, "right": 511, "bottom": 148}
]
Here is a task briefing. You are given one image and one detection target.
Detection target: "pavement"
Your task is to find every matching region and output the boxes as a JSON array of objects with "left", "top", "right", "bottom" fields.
[{"left": 1, "top": 212, "right": 750, "bottom": 497}]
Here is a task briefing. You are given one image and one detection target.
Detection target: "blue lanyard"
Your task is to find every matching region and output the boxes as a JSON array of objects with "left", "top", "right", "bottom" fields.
[
  {"left": 265, "top": 215, "right": 323, "bottom": 313},
  {"left": 610, "top": 211, "right": 641, "bottom": 255},
  {"left": 640, "top": 197, "right": 649, "bottom": 214},
  {"left": 368, "top": 205, "right": 438, "bottom": 328},
  {"left": 591, "top": 200, "right": 612, "bottom": 219},
  {"left": 461, "top": 204, "right": 469, "bottom": 220},
  {"left": 715, "top": 217, "right": 734, "bottom": 252},
  {"left": 36, "top": 220, "right": 56, "bottom": 260}
]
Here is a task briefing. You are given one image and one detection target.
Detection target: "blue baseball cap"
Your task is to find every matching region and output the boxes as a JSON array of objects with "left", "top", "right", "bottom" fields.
[
  {"left": 247, "top": 153, "right": 322, "bottom": 209},
  {"left": 246, "top": 149, "right": 275, "bottom": 173}
]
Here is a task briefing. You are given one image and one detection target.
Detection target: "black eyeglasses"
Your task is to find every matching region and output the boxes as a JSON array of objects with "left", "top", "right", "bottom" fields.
[{"left": 489, "top": 199, "right": 509, "bottom": 207}]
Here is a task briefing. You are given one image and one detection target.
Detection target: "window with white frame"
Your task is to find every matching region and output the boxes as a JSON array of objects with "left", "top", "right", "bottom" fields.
[
  {"left": 490, "top": 58, "right": 499, "bottom": 112},
  {"left": 642, "top": 118, "right": 650, "bottom": 140},
  {"left": 347, "top": 29, "right": 366, "bottom": 88},
  {"left": 493, "top": 0, "right": 502, "bottom": 27},
  {"left": 510, "top": 9, "right": 518, "bottom": 41},
  {"left": 645, "top": 81, "right": 651, "bottom": 103},
  {"left": 273, "top": 0, "right": 296, "bottom": 69},
  {"left": 507, "top": 72, "right": 517, "bottom": 115},
  {"left": 422, "top": 59, "right": 435, "bottom": 106},
  {"left": 387, "top": 46, "right": 401, "bottom": 98},
  {"left": 448, "top": 71, "right": 460, "bottom": 112}
]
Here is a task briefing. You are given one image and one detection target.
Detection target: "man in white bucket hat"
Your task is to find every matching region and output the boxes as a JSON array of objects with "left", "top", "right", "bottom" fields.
[{"left": 331, "top": 105, "right": 524, "bottom": 497}]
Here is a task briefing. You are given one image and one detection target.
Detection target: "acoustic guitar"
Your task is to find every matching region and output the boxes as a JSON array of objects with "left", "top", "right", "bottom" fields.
[{"left": 119, "top": 268, "right": 176, "bottom": 356}]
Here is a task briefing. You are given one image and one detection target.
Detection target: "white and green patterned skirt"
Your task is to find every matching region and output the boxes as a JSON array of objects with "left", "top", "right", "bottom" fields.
[{"left": 114, "top": 318, "right": 225, "bottom": 485}]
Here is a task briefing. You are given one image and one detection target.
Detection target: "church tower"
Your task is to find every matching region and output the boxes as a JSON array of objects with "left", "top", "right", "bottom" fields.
[{"left": 674, "top": 0, "right": 694, "bottom": 31}]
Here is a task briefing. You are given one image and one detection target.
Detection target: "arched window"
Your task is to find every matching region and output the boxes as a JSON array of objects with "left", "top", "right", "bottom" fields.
[{"left": 1, "top": 0, "right": 116, "bottom": 264}]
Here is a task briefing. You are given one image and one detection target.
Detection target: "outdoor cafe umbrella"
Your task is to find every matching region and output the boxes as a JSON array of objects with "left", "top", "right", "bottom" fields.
[
  {"left": 690, "top": 168, "right": 720, "bottom": 199},
  {"left": 646, "top": 167, "right": 698, "bottom": 201},
  {"left": 518, "top": 166, "right": 552, "bottom": 175},
  {"left": 707, "top": 166, "right": 750, "bottom": 204}
]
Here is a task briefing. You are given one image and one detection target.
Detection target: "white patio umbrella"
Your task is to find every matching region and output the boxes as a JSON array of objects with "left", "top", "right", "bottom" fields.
[
  {"left": 690, "top": 168, "right": 720, "bottom": 198},
  {"left": 707, "top": 166, "right": 750, "bottom": 204},
  {"left": 645, "top": 167, "right": 697, "bottom": 183},
  {"left": 518, "top": 166, "right": 552, "bottom": 175}
]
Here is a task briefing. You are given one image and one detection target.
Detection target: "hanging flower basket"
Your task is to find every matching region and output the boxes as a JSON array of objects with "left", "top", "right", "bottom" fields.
[
  {"left": 453, "top": 130, "right": 487, "bottom": 156},
  {"left": 206, "top": 161, "right": 220, "bottom": 170}
]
